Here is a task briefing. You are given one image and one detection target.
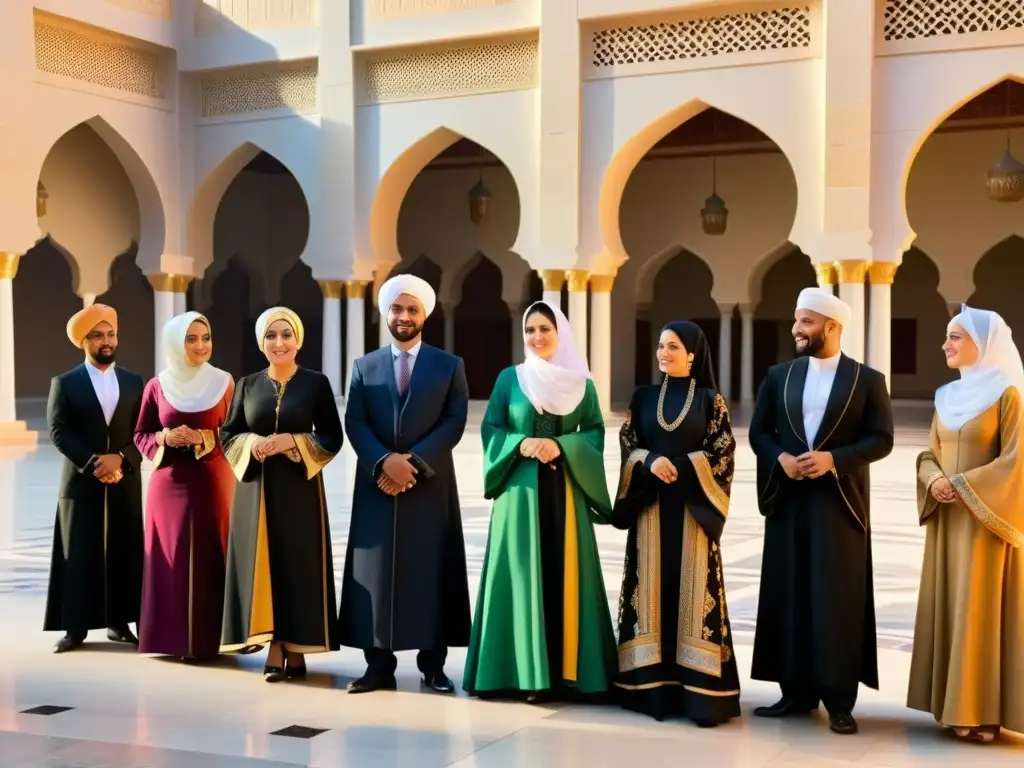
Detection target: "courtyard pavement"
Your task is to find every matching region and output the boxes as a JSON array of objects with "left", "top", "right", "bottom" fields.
[{"left": 0, "top": 402, "right": 1021, "bottom": 766}]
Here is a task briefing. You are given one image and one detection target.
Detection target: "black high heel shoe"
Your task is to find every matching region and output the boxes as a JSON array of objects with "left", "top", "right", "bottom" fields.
[
  {"left": 284, "top": 653, "right": 306, "bottom": 680},
  {"left": 264, "top": 646, "right": 285, "bottom": 683}
]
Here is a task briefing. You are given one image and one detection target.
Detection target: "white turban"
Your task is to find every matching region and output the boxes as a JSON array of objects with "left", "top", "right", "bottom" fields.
[
  {"left": 377, "top": 274, "right": 436, "bottom": 318},
  {"left": 796, "top": 287, "right": 852, "bottom": 327}
]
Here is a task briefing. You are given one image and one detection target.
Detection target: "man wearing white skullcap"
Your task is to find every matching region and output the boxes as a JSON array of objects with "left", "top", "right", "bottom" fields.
[
  {"left": 341, "top": 271, "right": 470, "bottom": 695},
  {"left": 748, "top": 285, "right": 894, "bottom": 736}
]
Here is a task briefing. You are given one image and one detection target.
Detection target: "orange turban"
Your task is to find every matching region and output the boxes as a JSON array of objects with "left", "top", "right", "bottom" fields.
[{"left": 66, "top": 304, "right": 118, "bottom": 348}]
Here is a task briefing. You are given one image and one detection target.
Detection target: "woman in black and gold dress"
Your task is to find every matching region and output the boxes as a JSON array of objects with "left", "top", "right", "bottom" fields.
[
  {"left": 613, "top": 320, "right": 740, "bottom": 726},
  {"left": 220, "top": 307, "right": 343, "bottom": 681}
]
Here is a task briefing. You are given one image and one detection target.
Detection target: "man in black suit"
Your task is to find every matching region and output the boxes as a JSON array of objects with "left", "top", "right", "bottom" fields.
[{"left": 44, "top": 303, "right": 145, "bottom": 653}]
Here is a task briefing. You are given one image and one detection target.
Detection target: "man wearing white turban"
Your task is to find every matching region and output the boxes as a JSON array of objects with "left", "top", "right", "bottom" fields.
[
  {"left": 748, "top": 285, "right": 894, "bottom": 735},
  {"left": 44, "top": 305, "right": 146, "bottom": 653},
  {"left": 340, "top": 272, "right": 471, "bottom": 694}
]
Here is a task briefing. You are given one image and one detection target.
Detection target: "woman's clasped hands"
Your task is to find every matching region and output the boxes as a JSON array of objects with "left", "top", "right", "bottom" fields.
[
  {"left": 163, "top": 425, "right": 203, "bottom": 448},
  {"left": 520, "top": 437, "right": 561, "bottom": 467},
  {"left": 250, "top": 433, "right": 296, "bottom": 462},
  {"left": 650, "top": 456, "right": 678, "bottom": 484},
  {"left": 930, "top": 476, "right": 957, "bottom": 504}
]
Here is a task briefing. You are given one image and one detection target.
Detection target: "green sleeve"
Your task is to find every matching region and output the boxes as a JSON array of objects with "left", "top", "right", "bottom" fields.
[
  {"left": 556, "top": 381, "right": 613, "bottom": 523},
  {"left": 481, "top": 369, "right": 528, "bottom": 500}
]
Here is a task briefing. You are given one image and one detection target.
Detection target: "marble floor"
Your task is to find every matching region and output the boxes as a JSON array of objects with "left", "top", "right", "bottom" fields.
[{"left": 0, "top": 403, "right": 1021, "bottom": 766}]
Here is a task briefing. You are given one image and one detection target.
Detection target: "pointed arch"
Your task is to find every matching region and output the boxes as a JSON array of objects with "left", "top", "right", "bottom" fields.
[{"left": 747, "top": 242, "right": 800, "bottom": 307}]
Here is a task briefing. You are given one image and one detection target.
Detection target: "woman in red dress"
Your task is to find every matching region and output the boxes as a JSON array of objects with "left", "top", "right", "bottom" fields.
[{"left": 134, "top": 312, "right": 235, "bottom": 660}]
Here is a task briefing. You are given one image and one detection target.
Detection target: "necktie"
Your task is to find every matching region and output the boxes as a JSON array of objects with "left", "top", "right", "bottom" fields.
[{"left": 398, "top": 351, "right": 411, "bottom": 396}]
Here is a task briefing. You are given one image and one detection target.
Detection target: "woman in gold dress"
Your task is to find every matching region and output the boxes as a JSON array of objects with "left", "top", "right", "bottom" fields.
[{"left": 910, "top": 305, "right": 1024, "bottom": 742}]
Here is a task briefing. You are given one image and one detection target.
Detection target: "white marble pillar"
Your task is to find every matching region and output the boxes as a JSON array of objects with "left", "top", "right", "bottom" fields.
[
  {"left": 589, "top": 275, "right": 613, "bottom": 413},
  {"left": 0, "top": 255, "right": 18, "bottom": 424},
  {"left": 173, "top": 291, "right": 187, "bottom": 316},
  {"left": 539, "top": 269, "right": 565, "bottom": 312},
  {"left": 319, "top": 281, "right": 343, "bottom": 396},
  {"left": 867, "top": 263, "right": 898, "bottom": 392},
  {"left": 717, "top": 303, "right": 734, "bottom": 402},
  {"left": 740, "top": 305, "right": 754, "bottom": 407},
  {"left": 836, "top": 260, "right": 868, "bottom": 363},
  {"left": 567, "top": 270, "right": 589, "bottom": 360},
  {"left": 345, "top": 280, "right": 368, "bottom": 396},
  {"left": 148, "top": 274, "right": 177, "bottom": 373}
]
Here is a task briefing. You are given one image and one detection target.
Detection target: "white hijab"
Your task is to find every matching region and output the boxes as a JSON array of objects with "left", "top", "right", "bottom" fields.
[
  {"left": 158, "top": 312, "right": 231, "bottom": 413},
  {"left": 935, "top": 306, "right": 1024, "bottom": 430},
  {"left": 516, "top": 301, "right": 592, "bottom": 415}
]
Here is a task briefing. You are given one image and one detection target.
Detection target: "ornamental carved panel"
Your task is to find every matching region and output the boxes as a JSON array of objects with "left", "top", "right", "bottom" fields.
[
  {"left": 591, "top": 6, "right": 811, "bottom": 68},
  {"left": 366, "top": 0, "right": 516, "bottom": 19},
  {"left": 883, "top": 0, "right": 1024, "bottom": 41},
  {"left": 362, "top": 38, "right": 537, "bottom": 103},
  {"left": 34, "top": 21, "right": 163, "bottom": 99},
  {"left": 104, "top": 0, "right": 172, "bottom": 19},
  {"left": 196, "top": 0, "right": 319, "bottom": 37},
  {"left": 201, "top": 61, "right": 318, "bottom": 117}
]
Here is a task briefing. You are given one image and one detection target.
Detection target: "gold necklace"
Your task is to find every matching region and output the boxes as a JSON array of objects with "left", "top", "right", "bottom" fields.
[{"left": 657, "top": 376, "right": 695, "bottom": 432}]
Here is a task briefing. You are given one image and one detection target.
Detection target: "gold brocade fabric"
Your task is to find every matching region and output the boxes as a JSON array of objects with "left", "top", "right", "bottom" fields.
[{"left": 909, "top": 387, "right": 1024, "bottom": 731}]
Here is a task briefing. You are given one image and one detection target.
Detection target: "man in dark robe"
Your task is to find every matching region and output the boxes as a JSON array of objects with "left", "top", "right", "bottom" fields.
[
  {"left": 749, "top": 287, "right": 894, "bottom": 735},
  {"left": 44, "top": 304, "right": 145, "bottom": 653},
  {"left": 340, "top": 273, "right": 471, "bottom": 694}
]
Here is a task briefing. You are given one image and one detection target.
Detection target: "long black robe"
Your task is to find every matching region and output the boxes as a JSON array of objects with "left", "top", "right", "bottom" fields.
[
  {"left": 44, "top": 364, "right": 145, "bottom": 634},
  {"left": 340, "top": 344, "right": 471, "bottom": 652},
  {"left": 613, "top": 379, "right": 741, "bottom": 723},
  {"left": 748, "top": 354, "right": 893, "bottom": 702},
  {"left": 220, "top": 367, "right": 343, "bottom": 653}
]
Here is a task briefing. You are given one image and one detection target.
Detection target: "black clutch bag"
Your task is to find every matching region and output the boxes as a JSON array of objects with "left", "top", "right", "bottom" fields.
[{"left": 409, "top": 453, "right": 436, "bottom": 481}]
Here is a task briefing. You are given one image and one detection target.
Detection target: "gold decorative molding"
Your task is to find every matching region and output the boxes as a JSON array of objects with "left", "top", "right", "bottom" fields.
[
  {"left": 345, "top": 280, "right": 369, "bottom": 300},
  {"left": 567, "top": 270, "right": 591, "bottom": 293},
  {"left": 318, "top": 280, "right": 343, "bottom": 299},
  {"left": 834, "top": 260, "right": 870, "bottom": 284},
  {"left": 539, "top": 269, "right": 566, "bottom": 292},
  {"left": 0, "top": 253, "right": 22, "bottom": 281},
  {"left": 867, "top": 262, "right": 900, "bottom": 285},
  {"left": 148, "top": 273, "right": 192, "bottom": 293},
  {"left": 590, "top": 275, "right": 615, "bottom": 293},
  {"left": 366, "top": 0, "right": 515, "bottom": 18},
  {"left": 813, "top": 262, "right": 838, "bottom": 285}
]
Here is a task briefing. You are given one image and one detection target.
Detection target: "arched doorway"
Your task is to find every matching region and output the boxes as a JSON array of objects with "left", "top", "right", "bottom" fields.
[
  {"left": 891, "top": 247, "right": 952, "bottom": 398},
  {"left": 970, "top": 235, "right": 1024, "bottom": 340},
  {"left": 192, "top": 150, "right": 314, "bottom": 379},
  {"left": 753, "top": 247, "right": 816, "bottom": 389},
  {"left": 454, "top": 255, "right": 512, "bottom": 398}
]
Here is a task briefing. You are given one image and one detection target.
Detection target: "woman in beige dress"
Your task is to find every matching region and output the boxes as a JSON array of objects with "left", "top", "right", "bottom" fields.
[{"left": 910, "top": 305, "right": 1024, "bottom": 743}]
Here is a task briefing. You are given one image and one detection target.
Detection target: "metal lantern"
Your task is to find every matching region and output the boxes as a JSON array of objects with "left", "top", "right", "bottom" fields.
[
  {"left": 468, "top": 175, "right": 491, "bottom": 225},
  {"left": 36, "top": 180, "right": 49, "bottom": 217},
  {"left": 700, "top": 156, "right": 728, "bottom": 235},
  {"left": 985, "top": 137, "right": 1024, "bottom": 203}
]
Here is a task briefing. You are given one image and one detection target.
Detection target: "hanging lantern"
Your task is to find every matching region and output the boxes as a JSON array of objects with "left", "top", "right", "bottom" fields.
[
  {"left": 985, "top": 136, "right": 1024, "bottom": 203},
  {"left": 36, "top": 181, "right": 49, "bottom": 217},
  {"left": 468, "top": 175, "right": 491, "bottom": 225},
  {"left": 700, "top": 156, "right": 728, "bottom": 235}
]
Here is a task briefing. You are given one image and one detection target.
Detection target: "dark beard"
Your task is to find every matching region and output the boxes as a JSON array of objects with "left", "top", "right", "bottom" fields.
[
  {"left": 388, "top": 319, "right": 422, "bottom": 343},
  {"left": 795, "top": 333, "right": 825, "bottom": 357},
  {"left": 90, "top": 348, "right": 117, "bottom": 365}
]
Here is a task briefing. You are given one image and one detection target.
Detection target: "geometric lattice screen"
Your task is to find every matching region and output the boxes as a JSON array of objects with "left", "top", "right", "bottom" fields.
[
  {"left": 883, "top": 0, "right": 1024, "bottom": 41},
  {"left": 201, "top": 62, "right": 319, "bottom": 118},
  {"left": 591, "top": 6, "right": 811, "bottom": 68}
]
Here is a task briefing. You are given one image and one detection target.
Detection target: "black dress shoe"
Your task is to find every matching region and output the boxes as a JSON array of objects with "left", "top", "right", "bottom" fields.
[
  {"left": 53, "top": 634, "right": 84, "bottom": 654},
  {"left": 421, "top": 671, "right": 455, "bottom": 694},
  {"left": 828, "top": 711, "right": 858, "bottom": 735},
  {"left": 347, "top": 673, "right": 397, "bottom": 694},
  {"left": 753, "top": 697, "right": 817, "bottom": 718},
  {"left": 106, "top": 626, "right": 139, "bottom": 645}
]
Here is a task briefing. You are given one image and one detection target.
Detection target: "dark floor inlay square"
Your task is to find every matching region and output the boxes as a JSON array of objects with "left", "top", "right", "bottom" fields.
[
  {"left": 271, "top": 725, "right": 328, "bottom": 739},
  {"left": 21, "top": 705, "right": 75, "bottom": 716}
]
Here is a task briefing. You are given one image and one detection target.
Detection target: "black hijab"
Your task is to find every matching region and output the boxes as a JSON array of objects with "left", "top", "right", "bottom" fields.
[{"left": 660, "top": 320, "right": 718, "bottom": 392}]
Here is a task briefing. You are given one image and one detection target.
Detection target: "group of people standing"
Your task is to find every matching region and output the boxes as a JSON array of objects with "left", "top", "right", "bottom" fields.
[{"left": 42, "top": 274, "right": 1023, "bottom": 744}]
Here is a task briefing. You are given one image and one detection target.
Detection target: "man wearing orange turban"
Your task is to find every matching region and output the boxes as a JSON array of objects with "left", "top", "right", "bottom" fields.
[{"left": 44, "top": 303, "right": 146, "bottom": 653}]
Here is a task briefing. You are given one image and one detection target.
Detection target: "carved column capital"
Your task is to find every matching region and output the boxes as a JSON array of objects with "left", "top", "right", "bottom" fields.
[
  {"left": 318, "top": 280, "right": 344, "bottom": 299},
  {"left": 0, "top": 253, "right": 22, "bottom": 280}
]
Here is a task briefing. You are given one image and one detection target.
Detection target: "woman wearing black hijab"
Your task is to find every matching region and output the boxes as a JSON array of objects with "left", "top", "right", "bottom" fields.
[{"left": 612, "top": 321, "right": 741, "bottom": 726}]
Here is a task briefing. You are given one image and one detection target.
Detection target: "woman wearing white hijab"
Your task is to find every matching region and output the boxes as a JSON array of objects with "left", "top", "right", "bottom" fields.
[
  {"left": 134, "top": 312, "right": 234, "bottom": 661},
  {"left": 909, "top": 306, "right": 1024, "bottom": 742},
  {"left": 464, "top": 301, "right": 616, "bottom": 701}
]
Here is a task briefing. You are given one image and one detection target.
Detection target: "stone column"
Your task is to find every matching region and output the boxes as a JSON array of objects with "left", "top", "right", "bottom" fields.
[
  {"left": 345, "top": 280, "right": 368, "bottom": 396},
  {"left": 835, "top": 260, "right": 868, "bottom": 363},
  {"left": 539, "top": 269, "right": 565, "bottom": 310},
  {"left": 148, "top": 274, "right": 182, "bottom": 372},
  {"left": 566, "top": 270, "right": 589, "bottom": 360},
  {"left": 739, "top": 304, "right": 755, "bottom": 408},
  {"left": 319, "top": 280, "right": 343, "bottom": 396},
  {"left": 717, "top": 303, "right": 734, "bottom": 402},
  {"left": 173, "top": 291, "right": 187, "bottom": 316},
  {"left": 0, "top": 252, "right": 35, "bottom": 444},
  {"left": 589, "top": 275, "right": 614, "bottom": 413},
  {"left": 867, "top": 262, "right": 898, "bottom": 391},
  {"left": 814, "top": 262, "right": 838, "bottom": 290}
]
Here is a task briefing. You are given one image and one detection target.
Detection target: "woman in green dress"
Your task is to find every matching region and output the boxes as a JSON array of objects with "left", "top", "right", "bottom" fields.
[{"left": 463, "top": 301, "right": 615, "bottom": 701}]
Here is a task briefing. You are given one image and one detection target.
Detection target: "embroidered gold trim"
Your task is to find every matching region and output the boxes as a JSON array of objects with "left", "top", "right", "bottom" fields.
[
  {"left": 613, "top": 680, "right": 683, "bottom": 690},
  {"left": 294, "top": 433, "right": 336, "bottom": 479},
  {"left": 616, "top": 448, "right": 650, "bottom": 500},
  {"left": 683, "top": 685, "right": 740, "bottom": 697},
  {"left": 677, "top": 511, "right": 721, "bottom": 677},
  {"left": 224, "top": 433, "right": 259, "bottom": 481},
  {"left": 688, "top": 451, "right": 730, "bottom": 518},
  {"left": 151, "top": 433, "right": 167, "bottom": 468},
  {"left": 194, "top": 429, "right": 217, "bottom": 459},
  {"left": 950, "top": 473, "right": 1024, "bottom": 549},
  {"left": 618, "top": 494, "right": 662, "bottom": 673}
]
